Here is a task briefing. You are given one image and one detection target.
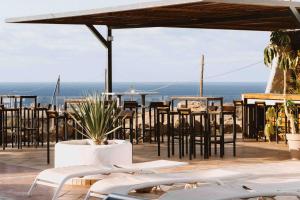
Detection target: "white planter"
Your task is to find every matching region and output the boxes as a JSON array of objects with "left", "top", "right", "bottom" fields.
[
  {"left": 286, "top": 134, "right": 300, "bottom": 160},
  {"left": 55, "top": 139, "right": 132, "bottom": 168}
]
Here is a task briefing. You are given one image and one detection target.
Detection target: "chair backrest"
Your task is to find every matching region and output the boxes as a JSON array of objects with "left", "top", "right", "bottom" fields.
[
  {"left": 233, "top": 100, "right": 243, "bottom": 107},
  {"left": 255, "top": 101, "right": 266, "bottom": 108},
  {"left": 123, "top": 101, "right": 139, "bottom": 110},
  {"left": 2, "top": 107, "right": 20, "bottom": 129},
  {"left": 206, "top": 97, "right": 223, "bottom": 113},
  {"left": 149, "top": 101, "right": 164, "bottom": 108},
  {"left": 177, "top": 107, "right": 192, "bottom": 115}
]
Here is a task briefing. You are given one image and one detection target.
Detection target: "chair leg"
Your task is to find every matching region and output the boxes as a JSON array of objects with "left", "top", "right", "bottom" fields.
[
  {"left": 167, "top": 114, "right": 170, "bottom": 158},
  {"left": 233, "top": 142, "right": 236, "bottom": 157},
  {"left": 27, "top": 177, "right": 38, "bottom": 196},
  {"left": 83, "top": 190, "right": 91, "bottom": 200}
]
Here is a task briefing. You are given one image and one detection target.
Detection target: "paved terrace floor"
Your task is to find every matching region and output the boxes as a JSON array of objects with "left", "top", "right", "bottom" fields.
[{"left": 0, "top": 139, "right": 292, "bottom": 200}]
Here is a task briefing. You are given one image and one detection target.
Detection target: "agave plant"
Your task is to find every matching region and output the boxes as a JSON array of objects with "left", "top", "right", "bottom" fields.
[
  {"left": 69, "top": 93, "right": 121, "bottom": 145},
  {"left": 264, "top": 31, "right": 300, "bottom": 134}
]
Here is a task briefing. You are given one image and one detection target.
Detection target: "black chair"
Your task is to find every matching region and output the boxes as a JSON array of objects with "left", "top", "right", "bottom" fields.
[
  {"left": 145, "top": 102, "right": 165, "bottom": 143},
  {"left": 156, "top": 105, "right": 170, "bottom": 157},
  {"left": 0, "top": 105, "right": 3, "bottom": 147},
  {"left": 118, "top": 110, "right": 134, "bottom": 143},
  {"left": 190, "top": 110, "right": 206, "bottom": 160},
  {"left": 35, "top": 104, "right": 48, "bottom": 147},
  {"left": 254, "top": 102, "right": 266, "bottom": 142},
  {"left": 234, "top": 100, "right": 244, "bottom": 138},
  {"left": 177, "top": 107, "right": 192, "bottom": 159},
  {"left": 123, "top": 101, "right": 139, "bottom": 143},
  {"left": 206, "top": 98, "right": 224, "bottom": 158},
  {"left": 1, "top": 107, "right": 20, "bottom": 150},
  {"left": 222, "top": 105, "right": 237, "bottom": 157}
]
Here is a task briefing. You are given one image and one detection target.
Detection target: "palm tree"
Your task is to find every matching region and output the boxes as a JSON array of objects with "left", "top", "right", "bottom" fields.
[{"left": 264, "top": 31, "right": 299, "bottom": 134}]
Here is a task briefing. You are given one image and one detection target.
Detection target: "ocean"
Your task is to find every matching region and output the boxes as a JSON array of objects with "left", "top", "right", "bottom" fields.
[{"left": 0, "top": 82, "right": 265, "bottom": 106}]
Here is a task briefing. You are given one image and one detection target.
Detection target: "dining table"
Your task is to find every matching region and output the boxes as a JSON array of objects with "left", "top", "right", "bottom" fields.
[
  {"left": 170, "top": 96, "right": 224, "bottom": 159},
  {"left": 103, "top": 91, "right": 159, "bottom": 142}
]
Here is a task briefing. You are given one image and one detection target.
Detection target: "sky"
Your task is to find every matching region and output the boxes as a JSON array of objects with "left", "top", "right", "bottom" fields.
[{"left": 0, "top": 0, "right": 276, "bottom": 83}]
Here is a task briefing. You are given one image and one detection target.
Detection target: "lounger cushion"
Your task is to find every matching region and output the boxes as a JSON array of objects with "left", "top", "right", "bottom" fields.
[
  {"left": 37, "top": 165, "right": 112, "bottom": 184},
  {"left": 89, "top": 169, "right": 247, "bottom": 195}
]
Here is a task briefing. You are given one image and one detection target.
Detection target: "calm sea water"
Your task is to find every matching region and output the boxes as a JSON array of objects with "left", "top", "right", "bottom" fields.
[{"left": 0, "top": 82, "right": 265, "bottom": 105}]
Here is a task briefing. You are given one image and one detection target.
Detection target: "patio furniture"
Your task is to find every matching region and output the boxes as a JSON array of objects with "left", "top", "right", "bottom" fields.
[
  {"left": 0, "top": 105, "right": 3, "bottom": 146},
  {"left": 1, "top": 107, "right": 20, "bottom": 150},
  {"left": 177, "top": 108, "right": 192, "bottom": 159},
  {"left": 84, "top": 169, "right": 248, "bottom": 199},
  {"left": 156, "top": 105, "right": 170, "bottom": 157},
  {"left": 28, "top": 160, "right": 187, "bottom": 200},
  {"left": 169, "top": 109, "right": 178, "bottom": 156},
  {"left": 118, "top": 110, "right": 134, "bottom": 143},
  {"left": 222, "top": 105, "right": 237, "bottom": 157},
  {"left": 102, "top": 92, "right": 158, "bottom": 143},
  {"left": 170, "top": 96, "right": 224, "bottom": 159},
  {"left": 123, "top": 101, "right": 139, "bottom": 143},
  {"left": 233, "top": 100, "right": 244, "bottom": 137},
  {"left": 206, "top": 98, "right": 224, "bottom": 158},
  {"left": 35, "top": 105, "right": 48, "bottom": 147},
  {"left": 254, "top": 102, "right": 266, "bottom": 141},
  {"left": 190, "top": 111, "right": 207, "bottom": 159},
  {"left": 104, "top": 194, "right": 145, "bottom": 200},
  {"left": 145, "top": 101, "right": 164, "bottom": 143},
  {"left": 160, "top": 177, "right": 300, "bottom": 200}
]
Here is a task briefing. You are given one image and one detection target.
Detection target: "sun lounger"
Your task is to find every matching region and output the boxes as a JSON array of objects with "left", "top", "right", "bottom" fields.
[
  {"left": 28, "top": 160, "right": 187, "bottom": 200},
  {"left": 84, "top": 169, "right": 250, "bottom": 200},
  {"left": 160, "top": 176, "right": 300, "bottom": 200}
]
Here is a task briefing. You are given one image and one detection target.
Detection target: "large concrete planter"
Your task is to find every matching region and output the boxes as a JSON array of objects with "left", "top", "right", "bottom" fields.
[
  {"left": 286, "top": 134, "right": 300, "bottom": 160},
  {"left": 55, "top": 139, "right": 132, "bottom": 168}
]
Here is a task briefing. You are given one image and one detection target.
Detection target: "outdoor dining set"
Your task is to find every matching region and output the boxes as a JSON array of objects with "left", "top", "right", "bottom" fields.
[{"left": 0, "top": 94, "right": 241, "bottom": 164}]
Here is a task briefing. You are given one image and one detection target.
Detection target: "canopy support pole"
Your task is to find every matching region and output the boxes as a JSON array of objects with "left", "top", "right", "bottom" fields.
[
  {"left": 289, "top": 6, "right": 300, "bottom": 27},
  {"left": 86, "top": 25, "right": 113, "bottom": 93}
]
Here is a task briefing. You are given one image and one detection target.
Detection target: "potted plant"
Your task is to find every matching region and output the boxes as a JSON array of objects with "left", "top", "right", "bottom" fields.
[
  {"left": 264, "top": 31, "right": 300, "bottom": 159},
  {"left": 54, "top": 93, "right": 132, "bottom": 168},
  {"left": 70, "top": 93, "right": 121, "bottom": 145}
]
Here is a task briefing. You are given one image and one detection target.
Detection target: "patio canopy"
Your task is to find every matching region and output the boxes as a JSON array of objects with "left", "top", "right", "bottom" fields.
[
  {"left": 6, "top": 0, "right": 300, "bottom": 31},
  {"left": 6, "top": 0, "right": 300, "bottom": 93}
]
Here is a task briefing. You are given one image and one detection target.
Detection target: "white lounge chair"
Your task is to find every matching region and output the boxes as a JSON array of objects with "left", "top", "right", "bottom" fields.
[
  {"left": 160, "top": 176, "right": 300, "bottom": 200},
  {"left": 28, "top": 160, "right": 187, "bottom": 200},
  {"left": 84, "top": 169, "right": 250, "bottom": 199}
]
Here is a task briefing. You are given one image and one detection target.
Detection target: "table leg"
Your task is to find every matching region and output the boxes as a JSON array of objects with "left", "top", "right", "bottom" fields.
[{"left": 141, "top": 95, "right": 146, "bottom": 143}]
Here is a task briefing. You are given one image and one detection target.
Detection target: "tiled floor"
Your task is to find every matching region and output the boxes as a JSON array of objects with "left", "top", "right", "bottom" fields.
[{"left": 0, "top": 139, "right": 292, "bottom": 200}]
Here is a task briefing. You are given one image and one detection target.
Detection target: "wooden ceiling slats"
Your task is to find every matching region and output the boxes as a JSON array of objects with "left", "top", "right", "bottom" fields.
[{"left": 7, "top": 0, "right": 300, "bottom": 31}]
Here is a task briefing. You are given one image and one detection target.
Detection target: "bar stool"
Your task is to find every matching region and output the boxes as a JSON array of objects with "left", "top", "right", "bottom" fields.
[
  {"left": 222, "top": 105, "right": 237, "bottom": 157},
  {"left": 190, "top": 110, "right": 206, "bottom": 159},
  {"left": 170, "top": 109, "right": 179, "bottom": 156},
  {"left": 177, "top": 107, "right": 192, "bottom": 159},
  {"left": 233, "top": 100, "right": 244, "bottom": 138},
  {"left": 46, "top": 105, "right": 59, "bottom": 143},
  {"left": 35, "top": 105, "right": 48, "bottom": 147},
  {"left": 1, "top": 107, "right": 20, "bottom": 150},
  {"left": 22, "top": 107, "right": 39, "bottom": 147},
  {"left": 118, "top": 110, "right": 134, "bottom": 143},
  {"left": 206, "top": 98, "right": 224, "bottom": 158},
  {"left": 145, "top": 102, "right": 165, "bottom": 143},
  {"left": 254, "top": 102, "right": 266, "bottom": 141},
  {"left": 156, "top": 105, "right": 170, "bottom": 157},
  {"left": 123, "top": 101, "right": 139, "bottom": 143},
  {"left": 0, "top": 105, "right": 3, "bottom": 147}
]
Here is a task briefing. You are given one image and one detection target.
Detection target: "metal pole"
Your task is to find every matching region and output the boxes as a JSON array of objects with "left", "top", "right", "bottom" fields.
[
  {"left": 107, "top": 27, "right": 113, "bottom": 93},
  {"left": 200, "top": 55, "right": 204, "bottom": 97}
]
